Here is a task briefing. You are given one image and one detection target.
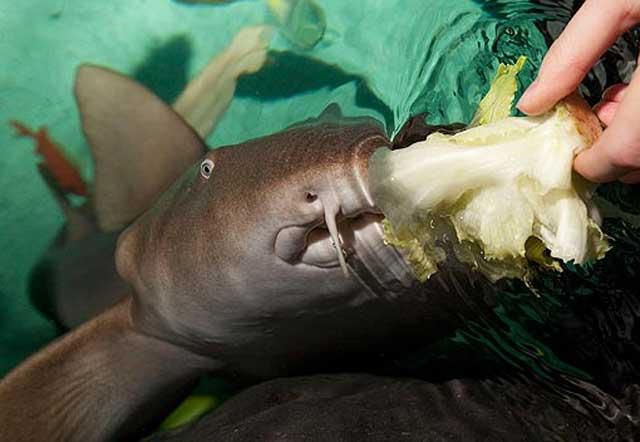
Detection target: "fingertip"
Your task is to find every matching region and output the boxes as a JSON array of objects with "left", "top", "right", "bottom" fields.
[
  {"left": 573, "top": 148, "right": 610, "bottom": 183},
  {"left": 516, "top": 99, "right": 554, "bottom": 116},
  {"left": 516, "top": 83, "right": 554, "bottom": 116}
]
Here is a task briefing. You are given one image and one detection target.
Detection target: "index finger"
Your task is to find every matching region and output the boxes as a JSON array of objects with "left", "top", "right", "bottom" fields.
[{"left": 517, "top": 0, "right": 637, "bottom": 115}]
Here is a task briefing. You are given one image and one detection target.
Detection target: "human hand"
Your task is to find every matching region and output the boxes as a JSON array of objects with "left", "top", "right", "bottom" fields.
[{"left": 517, "top": 0, "right": 640, "bottom": 183}]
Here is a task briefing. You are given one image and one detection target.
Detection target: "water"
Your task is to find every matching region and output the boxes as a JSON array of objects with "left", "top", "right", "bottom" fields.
[{"left": 1, "top": 0, "right": 640, "bottom": 436}]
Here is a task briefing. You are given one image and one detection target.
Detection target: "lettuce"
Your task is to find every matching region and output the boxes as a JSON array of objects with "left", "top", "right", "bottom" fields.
[
  {"left": 371, "top": 58, "right": 609, "bottom": 282},
  {"left": 470, "top": 55, "right": 527, "bottom": 127}
]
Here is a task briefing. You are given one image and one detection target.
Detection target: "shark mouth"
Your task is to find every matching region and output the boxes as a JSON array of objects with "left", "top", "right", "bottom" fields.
[
  {"left": 275, "top": 172, "right": 415, "bottom": 294},
  {"left": 299, "top": 211, "right": 417, "bottom": 299},
  {"left": 274, "top": 190, "right": 370, "bottom": 277},
  {"left": 299, "top": 216, "right": 357, "bottom": 275}
]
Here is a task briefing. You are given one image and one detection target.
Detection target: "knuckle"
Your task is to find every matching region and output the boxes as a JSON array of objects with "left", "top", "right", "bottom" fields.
[
  {"left": 622, "top": 0, "right": 640, "bottom": 18},
  {"left": 561, "top": 53, "right": 593, "bottom": 78},
  {"left": 591, "top": 0, "right": 639, "bottom": 18},
  {"left": 544, "top": 41, "right": 591, "bottom": 81},
  {"left": 586, "top": 0, "right": 640, "bottom": 25}
]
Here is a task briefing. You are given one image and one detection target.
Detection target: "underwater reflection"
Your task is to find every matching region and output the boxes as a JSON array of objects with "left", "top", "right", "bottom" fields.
[
  {"left": 174, "top": 0, "right": 244, "bottom": 4},
  {"left": 133, "top": 35, "right": 193, "bottom": 105},
  {"left": 476, "top": 0, "right": 640, "bottom": 103},
  {"left": 390, "top": 0, "right": 640, "bottom": 412},
  {"left": 236, "top": 50, "right": 394, "bottom": 130}
]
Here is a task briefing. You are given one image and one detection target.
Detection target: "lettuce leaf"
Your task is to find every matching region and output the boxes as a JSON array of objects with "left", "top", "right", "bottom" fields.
[
  {"left": 470, "top": 55, "right": 527, "bottom": 126},
  {"left": 373, "top": 59, "right": 609, "bottom": 282}
]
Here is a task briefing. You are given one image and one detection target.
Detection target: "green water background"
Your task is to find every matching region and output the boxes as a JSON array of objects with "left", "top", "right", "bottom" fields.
[
  {"left": 2, "top": 1, "right": 640, "bottom": 409},
  {"left": 0, "top": 0, "right": 545, "bottom": 375}
]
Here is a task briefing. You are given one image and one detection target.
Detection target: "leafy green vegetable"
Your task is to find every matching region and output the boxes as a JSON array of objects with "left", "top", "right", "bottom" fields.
[
  {"left": 373, "top": 59, "right": 608, "bottom": 282},
  {"left": 159, "top": 395, "right": 218, "bottom": 430},
  {"left": 470, "top": 55, "right": 527, "bottom": 126}
]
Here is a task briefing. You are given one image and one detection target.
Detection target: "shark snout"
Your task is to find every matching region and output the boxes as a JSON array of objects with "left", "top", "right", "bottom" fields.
[{"left": 274, "top": 142, "right": 383, "bottom": 276}]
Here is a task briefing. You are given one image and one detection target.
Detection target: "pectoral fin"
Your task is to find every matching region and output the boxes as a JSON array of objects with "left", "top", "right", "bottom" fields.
[
  {"left": 75, "top": 65, "right": 208, "bottom": 232},
  {"left": 0, "top": 297, "right": 216, "bottom": 442}
]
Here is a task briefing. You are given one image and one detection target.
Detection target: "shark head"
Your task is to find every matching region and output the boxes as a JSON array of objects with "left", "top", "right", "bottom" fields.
[
  {"left": 113, "top": 105, "right": 419, "bottom": 375},
  {"left": 74, "top": 64, "right": 468, "bottom": 378},
  {"left": 0, "top": 43, "right": 481, "bottom": 442}
]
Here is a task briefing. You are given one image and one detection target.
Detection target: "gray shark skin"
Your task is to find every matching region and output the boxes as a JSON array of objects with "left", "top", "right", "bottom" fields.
[
  {"left": 31, "top": 22, "right": 271, "bottom": 329},
  {"left": 0, "top": 65, "right": 488, "bottom": 441},
  {"left": 112, "top": 99, "right": 484, "bottom": 380},
  {"left": 145, "top": 373, "right": 640, "bottom": 442}
]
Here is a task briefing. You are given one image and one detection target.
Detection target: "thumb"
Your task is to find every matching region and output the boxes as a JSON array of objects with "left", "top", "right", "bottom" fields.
[{"left": 574, "top": 72, "right": 640, "bottom": 182}]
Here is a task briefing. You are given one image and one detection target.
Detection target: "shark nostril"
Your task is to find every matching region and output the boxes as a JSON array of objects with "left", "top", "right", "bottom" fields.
[{"left": 305, "top": 192, "right": 317, "bottom": 203}]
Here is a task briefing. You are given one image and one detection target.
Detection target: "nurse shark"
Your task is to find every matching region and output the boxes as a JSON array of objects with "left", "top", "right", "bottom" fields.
[
  {"left": 0, "top": 52, "right": 492, "bottom": 440},
  {"left": 27, "top": 25, "right": 272, "bottom": 328}
]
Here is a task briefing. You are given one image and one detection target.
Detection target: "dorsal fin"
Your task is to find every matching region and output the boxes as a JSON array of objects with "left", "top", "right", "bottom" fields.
[
  {"left": 317, "top": 103, "right": 344, "bottom": 122},
  {"left": 75, "top": 65, "right": 207, "bottom": 232},
  {"left": 288, "top": 103, "right": 382, "bottom": 131}
]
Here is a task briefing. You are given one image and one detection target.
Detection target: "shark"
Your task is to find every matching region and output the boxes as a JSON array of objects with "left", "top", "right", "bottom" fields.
[
  {"left": 29, "top": 25, "right": 272, "bottom": 329},
  {"left": 0, "top": 56, "right": 487, "bottom": 440}
]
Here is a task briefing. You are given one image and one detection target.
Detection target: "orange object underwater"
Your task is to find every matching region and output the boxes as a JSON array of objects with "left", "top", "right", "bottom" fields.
[{"left": 10, "top": 120, "right": 88, "bottom": 196}]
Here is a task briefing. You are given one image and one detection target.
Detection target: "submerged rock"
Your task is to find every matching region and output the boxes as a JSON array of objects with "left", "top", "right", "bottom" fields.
[{"left": 147, "top": 373, "right": 638, "bottom": 441}]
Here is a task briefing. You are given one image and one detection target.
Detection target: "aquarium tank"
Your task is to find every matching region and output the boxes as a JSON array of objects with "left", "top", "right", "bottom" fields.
[{"left": 2, "top": 0, "right": 640, "bottom": 439}]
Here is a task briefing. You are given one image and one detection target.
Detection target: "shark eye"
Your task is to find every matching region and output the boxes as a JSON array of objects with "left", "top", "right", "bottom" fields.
[{"left": 200, "top": 159, "right": 215, "bottom": 179}]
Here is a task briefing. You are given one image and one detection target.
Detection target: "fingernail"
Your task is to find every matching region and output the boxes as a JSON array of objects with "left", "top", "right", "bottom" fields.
[{"left": 517, "top": 79, "right": 539, "bottom": 112}]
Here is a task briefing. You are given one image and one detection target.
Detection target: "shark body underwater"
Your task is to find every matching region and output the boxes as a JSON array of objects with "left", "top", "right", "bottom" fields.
[{"left": 1, "top": 64, "right": 640, "bottom": 441}]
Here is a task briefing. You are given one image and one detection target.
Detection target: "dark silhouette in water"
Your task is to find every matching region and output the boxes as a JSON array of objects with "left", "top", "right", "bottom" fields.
[
  {"left": 130, "top": 43, "right": 393, "bottom": 131},
  {"left": 236, "top": 50, "right": 395, "bottom": 131},
  {"left": 133, "top": 35, "right": 193, "bottom": 105}
]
